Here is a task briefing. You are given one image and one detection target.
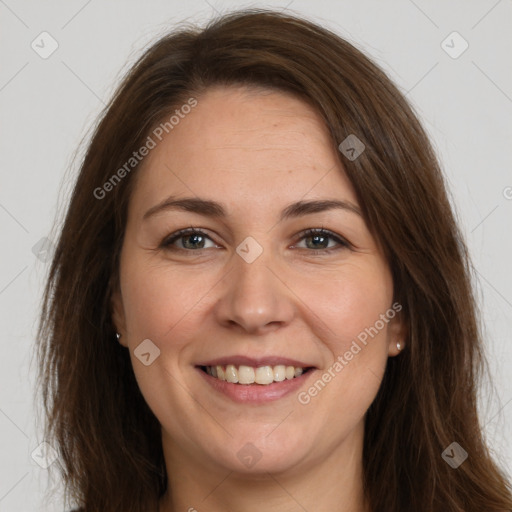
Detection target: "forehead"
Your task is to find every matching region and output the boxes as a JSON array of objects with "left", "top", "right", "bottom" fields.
[{"left": 129, "top": 85, "right": 358, "bottom": 219}]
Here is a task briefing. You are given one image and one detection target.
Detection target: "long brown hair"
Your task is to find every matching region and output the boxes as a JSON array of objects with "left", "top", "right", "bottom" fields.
[{"left": 36, "top": 8, "right": 512, "bottom": 512}]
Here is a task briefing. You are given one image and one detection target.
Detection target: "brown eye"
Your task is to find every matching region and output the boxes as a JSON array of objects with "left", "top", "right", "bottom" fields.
[
  {"left": 161, "top": 229, "right": 216, "bottom": 251},
  {"left": 294, "top": 228, "right": 350, "bottom": 253}
]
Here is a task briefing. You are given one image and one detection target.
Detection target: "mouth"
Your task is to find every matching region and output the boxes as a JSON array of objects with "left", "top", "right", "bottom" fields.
[
  {"left": 195, "top": 356, "right": 317, "bottom": 403},
  {"left": 198, "top": 364, "right": 315, "bottom": 385}
]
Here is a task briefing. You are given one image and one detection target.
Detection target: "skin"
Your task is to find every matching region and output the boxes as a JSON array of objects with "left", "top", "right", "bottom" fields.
[{"left": 112, "top": 85, "right": 405, "bottom": 512}]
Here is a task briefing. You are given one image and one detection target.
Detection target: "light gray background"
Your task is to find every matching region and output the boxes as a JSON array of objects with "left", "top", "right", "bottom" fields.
[{"left": 1, "top": 1, "right": 511, "bottom": 510}]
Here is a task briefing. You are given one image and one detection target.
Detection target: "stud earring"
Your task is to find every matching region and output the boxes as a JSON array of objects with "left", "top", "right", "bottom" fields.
[
  {"left": 116, "top": 333, "right": 121, "bottom": 341},
  {"left": 397, "top": 341, "right": 402, "bottom": 351}
]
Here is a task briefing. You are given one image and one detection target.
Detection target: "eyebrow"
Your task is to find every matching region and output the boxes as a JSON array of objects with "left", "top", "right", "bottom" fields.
[{"left": 143, "top": 195, "right": 362, "bottom": 222}]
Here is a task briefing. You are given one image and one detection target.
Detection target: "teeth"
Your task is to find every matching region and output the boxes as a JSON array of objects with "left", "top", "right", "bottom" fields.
[
  {"left": 273, "top": 365, "right": 286, "bottom": 382},
  {"left": 225, "top": 364, "right": 238, "bottom": 383},
  {"left": 205, "top": 364, "right": 308, "bottom": 385},
  {"left": 255, "top": 366, "right": 274, "bottom": 385},
  {"left": 238, "top": 365, "right": 255, "bottom": 384}
]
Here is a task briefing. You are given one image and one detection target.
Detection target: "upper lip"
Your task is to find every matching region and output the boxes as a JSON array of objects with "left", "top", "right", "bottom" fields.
[{"left": 196, "top": 356, "right": 315, "bottom": 368}]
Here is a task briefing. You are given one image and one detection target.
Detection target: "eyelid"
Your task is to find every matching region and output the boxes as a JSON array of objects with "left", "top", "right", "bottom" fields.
[
  {"left": 160, "top": 227, "right": 219, "bottom": 249},
  {"left": 292, "top": 227, "right": 352, "bottom": 251},
  {"left": 160, "top": 226, "right": 352, "bottom": 253}
]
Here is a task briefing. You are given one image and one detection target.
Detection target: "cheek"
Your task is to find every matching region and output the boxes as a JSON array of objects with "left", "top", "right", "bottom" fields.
[
  {"left": 120, "top": 256, "right": 218, "bottom": 344},
  {"left": 295, "top": 259, "right": 394, "bottom": 354},
  {"left": 121, "top": 251, "right": 393, "bottom": 359},
  {"left": 118, "top": 257, "right": 219, "bottom": 433},
  {"left": 293, "top": 260, "right": 393, "bottom": 415}
]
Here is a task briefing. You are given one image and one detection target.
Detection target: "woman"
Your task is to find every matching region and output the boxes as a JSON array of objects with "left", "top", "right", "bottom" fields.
[{"left": 37, "top": 8, "right": 512, "bottom": 512}]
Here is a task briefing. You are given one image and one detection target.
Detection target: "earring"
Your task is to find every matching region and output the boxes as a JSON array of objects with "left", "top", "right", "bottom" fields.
[
  {"left": 116, "top": 333, "right": 121, "bottom": 340},
  {"left": 396, "top": 341, "right": 402, "bottom": 351}
]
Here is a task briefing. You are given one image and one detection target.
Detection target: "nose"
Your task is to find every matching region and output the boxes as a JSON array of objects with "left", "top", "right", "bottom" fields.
[{"left": 214, "top": 245, "right": 295, "bottom": 335}]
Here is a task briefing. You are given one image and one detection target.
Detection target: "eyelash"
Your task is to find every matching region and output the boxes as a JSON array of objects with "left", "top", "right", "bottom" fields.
[{"left": 160, "top": 227, "right": 351, "bottom": 255}]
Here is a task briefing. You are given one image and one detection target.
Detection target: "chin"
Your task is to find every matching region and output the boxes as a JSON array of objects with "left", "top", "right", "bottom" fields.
[{"left": 205, "top": 429, "right": 311, "bottom": 475}]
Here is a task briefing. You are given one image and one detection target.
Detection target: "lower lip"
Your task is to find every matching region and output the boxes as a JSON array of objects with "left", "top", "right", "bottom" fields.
[{"left": 196, "top": 367, "right": 315, "bottom": 404}]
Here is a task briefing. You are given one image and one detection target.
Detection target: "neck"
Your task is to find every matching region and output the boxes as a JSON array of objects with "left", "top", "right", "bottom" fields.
[{"left": 159, "top": 424, "right": 369, "bottom": 512}]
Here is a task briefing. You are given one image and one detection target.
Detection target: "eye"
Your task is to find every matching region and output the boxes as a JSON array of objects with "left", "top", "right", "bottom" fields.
[
  {"left": 160, "top": 227, "right": 351, "bottom": 254},
  {"left": 292, "top": 228, "right": 350, "bottom": 253},
  {"left": 160, "top": 228, "right": 218, "bottom": 251}
]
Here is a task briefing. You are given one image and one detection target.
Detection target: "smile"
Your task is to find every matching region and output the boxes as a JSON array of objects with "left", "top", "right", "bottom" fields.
[{"left": 200, "top": 364, "right": 312, "bottom": 385}]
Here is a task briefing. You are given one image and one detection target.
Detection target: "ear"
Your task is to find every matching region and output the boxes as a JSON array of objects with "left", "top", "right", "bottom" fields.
[
  {"left": 387, "top": 303, "right": 407, "bottom": 357},
  {"left": 111, "top": 284, "right": 128, "bottom": 348}
]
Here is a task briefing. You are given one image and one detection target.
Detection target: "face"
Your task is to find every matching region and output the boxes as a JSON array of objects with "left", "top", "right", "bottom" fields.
[{"left": 112, "top": 85, "right": 404, "bottom": 476}]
